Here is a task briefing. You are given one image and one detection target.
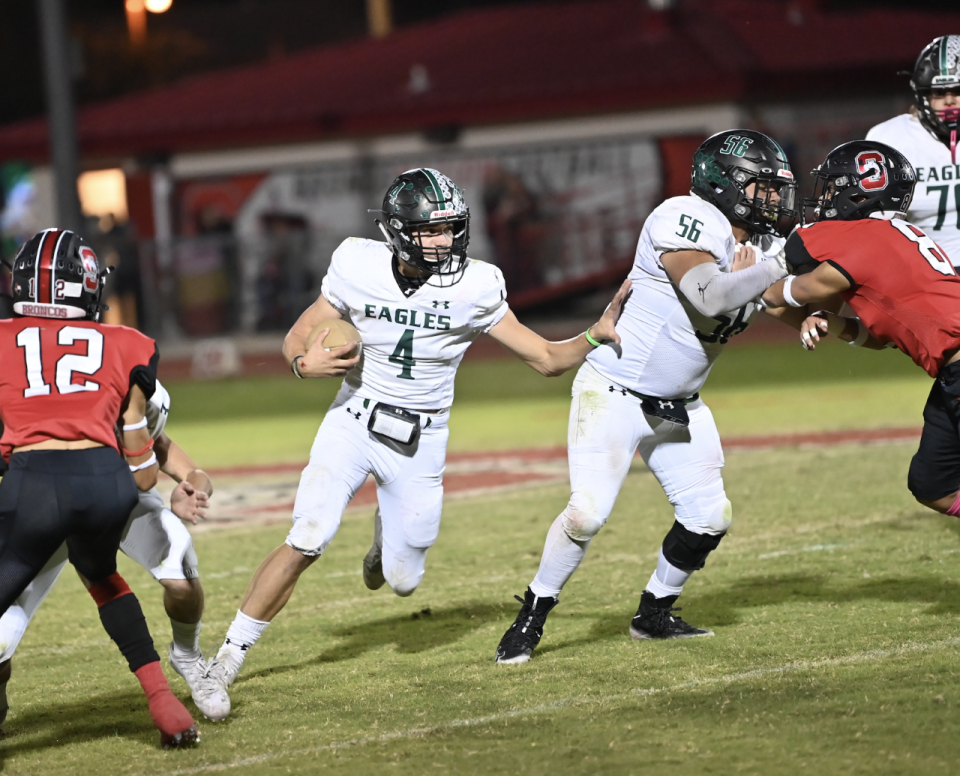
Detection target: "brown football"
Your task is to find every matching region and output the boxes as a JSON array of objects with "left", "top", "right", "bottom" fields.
[{"left": 305, "top": 318, "right": 362, "bottom": 357}]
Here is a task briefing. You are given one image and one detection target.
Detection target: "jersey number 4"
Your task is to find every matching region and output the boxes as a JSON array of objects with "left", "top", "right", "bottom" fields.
[
  {"left": 389, "top": 329, "right": 416, "bottom": 380},
  {"left": 16, "top": 326, "right": 103, "bottom": 398},
  {"left": 889, "top": 219, "right": 955, "bottom": 276}
]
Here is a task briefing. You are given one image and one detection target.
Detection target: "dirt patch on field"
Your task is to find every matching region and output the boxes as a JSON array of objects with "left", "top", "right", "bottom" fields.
[{"left": 165, "top": 426, "right": 920, "bottom": 532}]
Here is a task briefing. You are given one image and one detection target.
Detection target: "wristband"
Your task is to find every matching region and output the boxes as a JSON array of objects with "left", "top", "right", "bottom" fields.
[
  {"left": 292, "top": 355, "right": 306, "bottom": 379},
  {"left": 584, "top": 329, "right": 603, "bottom": 347},
  {"left": 121, "top": 418, "right": 148, "bottom": 432},
  {"left": 782, "top": 275, "right": 802, "bottom": 308},
  {"left": 129, "top": 452, "right": 157, "bottom": 472},
  {"left": 848, "top": 319, "right": 870, "bottom": 347}
]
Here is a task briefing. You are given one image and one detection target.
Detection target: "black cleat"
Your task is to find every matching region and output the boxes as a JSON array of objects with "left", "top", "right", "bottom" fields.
[
  {"left": 161, "top": 725, "right": 200, "bottom": 749},
  {"left": 629, "top": 591, "right": 713, "bottom": 640},
  {"left": 495, "top": 588, "right": 558, "bottom": 664}
]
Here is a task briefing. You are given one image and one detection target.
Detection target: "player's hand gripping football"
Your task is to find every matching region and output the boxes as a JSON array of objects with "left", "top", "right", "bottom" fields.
[
  {"left": 171, "top": 481, "right": 210, "bottom": 524},
  {"left": 587, "top": 278, "right": 633, "bottom": 346},
  {"left": 299, "top": 328, "right": 361, "bottom": 378}
]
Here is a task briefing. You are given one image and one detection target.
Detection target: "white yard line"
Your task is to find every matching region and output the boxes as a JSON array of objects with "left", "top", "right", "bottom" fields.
[{"left": 150, "top": 636, "right": 960, "bottom": 776}]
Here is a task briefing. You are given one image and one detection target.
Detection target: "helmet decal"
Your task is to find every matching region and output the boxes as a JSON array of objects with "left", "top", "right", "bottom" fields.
[
  {"left": 934, "top": 35, "right": 960, "bottom": 86},
  {"left": 79, "top": 245, "right": 99, "bottom": 293},
  {"left": 692, "top": 151, "right": 729, "bottom": 191},
  {"left": 856, "top": 151, "right": 888, "bottom": 192},
  {"left": 719, "top": 135, "right": 754, "bottom": 157}
]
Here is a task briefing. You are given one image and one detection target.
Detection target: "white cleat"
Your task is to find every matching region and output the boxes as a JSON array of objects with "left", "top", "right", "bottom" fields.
[
  {"left": 171, "top": 645, "right": 232, "bottom": 721},
  {"left": 362, "top": 508, "right": 386, "bottom": 590}
]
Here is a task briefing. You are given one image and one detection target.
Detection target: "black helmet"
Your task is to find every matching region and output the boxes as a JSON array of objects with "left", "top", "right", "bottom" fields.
[
  {"left": 374, "top": 168, "right": 469, "bottom": 286},
  {"left": 690, "top": 129, "right": 798, "bottom": 237},
  {"left": 11, "top": 229, "right": 107, "bottom": 320},
  {"left": 910, "top": 35, "right": 960, "bottom": 155},
  {"left": 803, "top": 141, "right": 916, "bottom": 224}
]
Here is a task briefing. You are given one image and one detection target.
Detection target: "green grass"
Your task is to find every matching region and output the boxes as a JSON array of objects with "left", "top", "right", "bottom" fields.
[
  {"left": 1, "top": 340, "right": 951, "bottom": 773},
  {"left": 5, "top": 442, "right": 959, "bottom": 774}
]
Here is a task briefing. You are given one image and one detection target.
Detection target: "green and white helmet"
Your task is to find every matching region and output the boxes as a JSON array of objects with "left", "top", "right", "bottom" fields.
[{"left": 374, "top": 167, "right": 470, "bottom": 285}]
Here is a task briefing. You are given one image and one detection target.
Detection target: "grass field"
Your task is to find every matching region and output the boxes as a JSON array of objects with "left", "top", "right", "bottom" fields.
[{"left": 3, "top": 340, "right": 957, "bottom": 775}]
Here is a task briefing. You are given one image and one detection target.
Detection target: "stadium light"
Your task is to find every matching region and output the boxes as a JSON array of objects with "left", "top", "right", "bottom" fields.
[{"left": 126, "top": 0, "right": 172, "bottom": 47}]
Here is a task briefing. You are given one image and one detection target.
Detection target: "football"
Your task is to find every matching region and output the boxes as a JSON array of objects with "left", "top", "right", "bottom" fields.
[{"left": 305, "top": 318, "right": 362, "bottom": 357}]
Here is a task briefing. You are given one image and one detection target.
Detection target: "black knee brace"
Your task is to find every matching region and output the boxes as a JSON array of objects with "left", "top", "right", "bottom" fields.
[{"left": 661, "top": 520, "right": 725, "bottom": 572}]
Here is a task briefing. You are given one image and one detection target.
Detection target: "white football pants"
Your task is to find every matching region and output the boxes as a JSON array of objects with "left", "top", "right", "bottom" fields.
[
  {"left": 530, "top": 361, "right": 727, "bottom": 598},
  {"left": 286, "top": 396, "right": 449, "bottom": 597},
  {"left": 0, "top": 487, "right": 199, "bottom": 662}
]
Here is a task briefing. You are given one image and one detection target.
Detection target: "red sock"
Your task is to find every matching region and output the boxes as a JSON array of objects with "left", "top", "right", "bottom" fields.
[{"left": 134, "top": 661, "right": 195, "bottom": 737}]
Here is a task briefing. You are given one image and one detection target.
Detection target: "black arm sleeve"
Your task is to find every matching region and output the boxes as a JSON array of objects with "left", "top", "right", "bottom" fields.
[
  {"left": 129, "top": 342, "right": 159, "bottom": 400},
  {"left": 784, "top": 231, "right": 820, "bottom": 276}
]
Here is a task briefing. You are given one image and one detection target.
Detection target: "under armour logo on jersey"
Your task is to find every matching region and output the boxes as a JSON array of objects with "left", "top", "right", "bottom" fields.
[
  {"left": 658, "top": 400, "right": 675, "bottom": 410},
  {"left": 608, "top": 386, "right": 627, "bottom": 396},
  {"left": 431, "top": 300, "right": 450, "bottom": 309},
  {"left": 346, "top": 408, "right": 362, "bottom": 420}
]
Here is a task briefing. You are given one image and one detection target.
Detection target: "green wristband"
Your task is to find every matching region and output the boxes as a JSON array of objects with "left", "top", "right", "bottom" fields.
[{"left": 584, "top": 329, "right": 603, "bottom": 348}]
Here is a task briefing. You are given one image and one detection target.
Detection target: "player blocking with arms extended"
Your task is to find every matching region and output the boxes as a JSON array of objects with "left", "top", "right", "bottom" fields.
[
  {"left": 495, "top": 130, "right": 806, "bottom": 663},
  {"left": 195, "top": 168, "right": 632, "bottom": 718},
  {"left": 765, "top": 140, "right": 960, "bottom": 519},
  {"left": 0, "top": 229, "right": 198, "bottom": 747}
]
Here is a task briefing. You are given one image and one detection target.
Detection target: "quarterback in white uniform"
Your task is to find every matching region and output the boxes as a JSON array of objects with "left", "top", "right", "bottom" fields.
[
  {"left": 496, "top": 130, "right": 805, "bottom": 663},
  {"left": 198, "top": 167, "right": 631, "bottom": 718},
  {"left": 867, "top": 35, "right": 960, "bottom": 266},
  {"left": 0, "top": 381, "right": 219, "bottom": 722}
]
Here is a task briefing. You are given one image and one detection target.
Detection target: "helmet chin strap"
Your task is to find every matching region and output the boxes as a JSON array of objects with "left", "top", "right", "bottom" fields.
[{"left": 941, "top": 107, "right": 960, "bottom": 163}]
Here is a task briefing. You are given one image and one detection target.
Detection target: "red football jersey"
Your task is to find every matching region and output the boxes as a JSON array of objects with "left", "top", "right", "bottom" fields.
[
  {"left": 786, "top": 219, "right": 960, "bottom": 377},
  {"left": 0, "top": 317, "right": 158, "bottom": 461}
]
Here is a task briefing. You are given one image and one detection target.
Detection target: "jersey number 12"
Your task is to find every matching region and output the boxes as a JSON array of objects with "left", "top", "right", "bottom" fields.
[{"left": 15, "top": 326, "right": 104, "bottom": 398}]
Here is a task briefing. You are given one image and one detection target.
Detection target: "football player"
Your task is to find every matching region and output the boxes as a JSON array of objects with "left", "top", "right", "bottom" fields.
[
  {"left": 0, "top": 380, "right": 221, "bottom": 723},
  {"left": 866, "top": 35, "right": 960, "bottom": 267},
  {"left": 766, "top": 140, "right": 960, "bottom": 520},
  {"left": 0, "top": 229, "right": 198, "bottom": 747},
  {"left": 195, "top": 167, "right": 632, "bottom": 718},
  {"left": 495, "top": 130, "right": 805, "bottom": 664}
]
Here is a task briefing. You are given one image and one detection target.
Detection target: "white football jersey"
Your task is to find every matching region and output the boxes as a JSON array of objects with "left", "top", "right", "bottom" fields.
[
  {"left": 321, "top": 238, "right": 508, "bottom": 409},
  {"left": 867, "top": 114, "right": 960, "bottom": 267},
  {"left": 588, "top": 195, "right": 767, "bottom": 399}
]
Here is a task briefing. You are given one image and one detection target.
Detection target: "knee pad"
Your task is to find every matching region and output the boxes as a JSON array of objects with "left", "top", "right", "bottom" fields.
[
  {"left": 703, "top": 497, "right": 733, "bottom": 534},
  {"left": 560, "top": 500, "right": 607, "bottom": 542},
  {"left": 661, "top": 520, "right": 726, "bottom": 571}
]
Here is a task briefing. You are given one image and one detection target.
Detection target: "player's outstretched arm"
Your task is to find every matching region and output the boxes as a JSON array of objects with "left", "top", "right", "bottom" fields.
[
  {"left": 762, "top": 262, "right": 851, "bottom": 308},
  {"left": 119, "top": 383, "right": 159, "bottom": 491},
  {"left": 488, "top": 279, "right": 632, "bottom": 377},
  {"left": 282, "top": 295, "right": 360, "bottom": 379},
  {"left": 156, "top": 432, "right": 212, "bottom": 524}
]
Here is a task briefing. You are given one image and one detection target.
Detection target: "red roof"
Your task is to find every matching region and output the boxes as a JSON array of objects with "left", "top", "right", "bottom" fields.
[{"left": 2, "top": 0, "right": 958, "bottom": 162}]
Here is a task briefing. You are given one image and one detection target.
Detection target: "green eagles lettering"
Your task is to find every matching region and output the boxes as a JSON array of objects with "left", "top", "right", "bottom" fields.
[{"left": 364, "top": 304, "right": 451, "bottom": 330}]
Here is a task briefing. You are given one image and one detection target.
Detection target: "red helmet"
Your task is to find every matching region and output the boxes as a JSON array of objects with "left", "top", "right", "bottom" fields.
[{"left": 11, "top": 229, "right": 107, "bottom": 320}]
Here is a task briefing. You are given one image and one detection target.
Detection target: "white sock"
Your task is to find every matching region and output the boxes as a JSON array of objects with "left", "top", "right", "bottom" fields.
[
  {"left": 645, "top": 548, "right": 692, "bottom": 599},
  {"left": 170, "top": 619, "right": 202, "bottom": 662},
  {"left": 218, "top": 610, "right": 270, "bottom": 667},
  {"left": 530, "top": 515, "right": 589, "bottom": 598}
]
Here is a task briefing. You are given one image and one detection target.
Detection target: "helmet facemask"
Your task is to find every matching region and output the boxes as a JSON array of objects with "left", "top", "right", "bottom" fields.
[{"left": 730, "top": 168, "right": 798, "bottom": 238}]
